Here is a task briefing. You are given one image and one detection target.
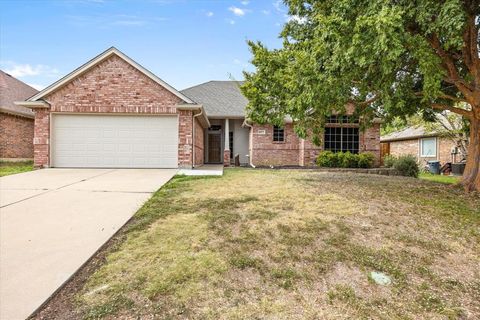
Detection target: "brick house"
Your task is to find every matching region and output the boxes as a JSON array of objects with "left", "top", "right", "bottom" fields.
[
  {"left": 0, "top": 70, "right": 38, "bottom": 160},
  {"left": 381, "top": 126, "right": 460, "bottom": 166},
  {"left": 16, "top": 47, "right": 381, "bottom": 169}
]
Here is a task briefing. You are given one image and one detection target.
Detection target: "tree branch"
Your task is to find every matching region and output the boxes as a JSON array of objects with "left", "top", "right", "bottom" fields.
[
  {"left": 348, "top": 95, "right": 380, "bottom": 107},
  {"left": 431, "top": 103, "right": 473, "bottom": 119},
  {"left": 428, "top": 34, "right": 475, "bottom": 97},
  {"left": 414, "top": 91, "right": 467, "bottom": 103},
  {"left": 461, "top": 14, "right": 480, "bottom": 86}
]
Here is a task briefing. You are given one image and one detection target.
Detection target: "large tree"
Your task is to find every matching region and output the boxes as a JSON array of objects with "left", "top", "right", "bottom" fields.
[{"left": 241, "top": 0, "right": 480, "bottom": 191}]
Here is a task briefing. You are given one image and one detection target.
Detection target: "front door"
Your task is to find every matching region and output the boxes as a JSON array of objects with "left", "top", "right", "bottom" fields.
[{"left": 208, "top": 133, "right": 222, "bottom": 163}]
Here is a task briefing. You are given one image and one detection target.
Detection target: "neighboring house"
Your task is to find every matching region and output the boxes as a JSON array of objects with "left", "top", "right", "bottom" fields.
[
  {"left": 0, "top": 70, "right": 38, "bottom": 160},
  {"left": 15, "top": 47, "right": 381, "bottom": 169},
  {"left": 381, "top": 126, "right": 459, "bottom": 165}
]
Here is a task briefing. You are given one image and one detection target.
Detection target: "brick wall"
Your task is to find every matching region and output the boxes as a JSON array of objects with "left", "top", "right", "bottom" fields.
[
  {"left": 301, "top": 137, "right": 322, "bottom": 166},
  {"left": 250, "top": 122, "right": 381, "bottom": 167},
  {"left": 194, "top": 117, "right": 204, "bottom": 166},
  {"left": 360, "top": 122, "right": 381, "bottom": 165},
  {"left": 177, "top": 110, "right": 193, "bottom": 168},
  {"left": 438, "top": 138, "right": 456, "bottom": 164},
  {"left": 223, "top": 149, "right": 230, "bottom": 166},
  {"left": 33, "top": 109, "right": 50, "bottom": 167},
  {"left": 32, "top": 54, "right": 196, "bottom": 168},
  {"left": 0, "top": 113, "right": 34, "bottom": 159},
  {"left": 251, "top": 123, "right": 301, "bottom": 166},
  {"left": 389, "top": 137, "right": 456, "bottom": 165}
]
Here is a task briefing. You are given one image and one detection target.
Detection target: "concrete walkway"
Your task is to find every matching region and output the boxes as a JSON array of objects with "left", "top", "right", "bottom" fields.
[
  {"left": 0, "top": 168, "right": 176, "bottom": 320},
  {"left": 178, "top": 164, "right": 224, "bottom": 176}
]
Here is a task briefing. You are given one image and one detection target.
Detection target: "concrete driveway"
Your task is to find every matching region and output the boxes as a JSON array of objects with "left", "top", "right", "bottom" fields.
[{"left": 0, "top": 168, "right": 177, "bottom": 320}]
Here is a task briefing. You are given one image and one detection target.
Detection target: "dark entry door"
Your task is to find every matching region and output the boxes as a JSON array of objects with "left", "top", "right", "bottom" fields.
[{"left": 208, "top": 133, "right": 222, "bottom": 163}]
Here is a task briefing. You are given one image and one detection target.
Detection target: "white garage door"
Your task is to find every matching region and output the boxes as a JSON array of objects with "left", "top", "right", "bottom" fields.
[{"left": 52, "top": 114, "right": 178, "bottom": 168}]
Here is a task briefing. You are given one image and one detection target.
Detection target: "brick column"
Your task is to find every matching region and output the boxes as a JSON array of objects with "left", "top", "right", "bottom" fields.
[
  {"left": 361, "top": 122, "right": 381, "bottom": 167},
  {"left": 178, "top": 110, "right": 193, "bottom": 168},
  {"left": 33, "top": 108, "right": 50, "bottom": 168}
]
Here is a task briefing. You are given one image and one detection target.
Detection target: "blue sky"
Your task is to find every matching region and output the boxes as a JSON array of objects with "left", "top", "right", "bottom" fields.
[{"left": 0, "top": 0, "right": 288, "bottom": 91}]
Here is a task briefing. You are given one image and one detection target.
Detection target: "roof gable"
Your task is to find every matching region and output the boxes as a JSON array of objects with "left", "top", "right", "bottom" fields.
[
  {"left": 181, "top": 81, "right": 247, "bottom": 118},
  {"left": 28, "top": 47, "right": 193, "bottom": 104}
]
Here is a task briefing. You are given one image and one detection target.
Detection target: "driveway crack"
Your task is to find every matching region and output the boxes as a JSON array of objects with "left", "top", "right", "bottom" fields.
[{"left": 0, "top": 169, "right": 117, "bottom": 209}]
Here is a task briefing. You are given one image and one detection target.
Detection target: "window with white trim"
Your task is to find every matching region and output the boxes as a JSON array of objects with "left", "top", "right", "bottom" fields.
[{"left": 420, "top": 137, "right": 437, "bottom": 157}]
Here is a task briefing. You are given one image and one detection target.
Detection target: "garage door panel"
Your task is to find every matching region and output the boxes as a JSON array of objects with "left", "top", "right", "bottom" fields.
[{"left": 52, "top": 115, "right": 178, "bottom": 168}]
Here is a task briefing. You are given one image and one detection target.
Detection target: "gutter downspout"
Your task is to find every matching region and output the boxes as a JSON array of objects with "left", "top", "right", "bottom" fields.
[
  {"left": 242, "top": 119, "right": 255, "bottom": 168},
  {"left": 192, "top": 108, "right": 204, "bottom": 168}
]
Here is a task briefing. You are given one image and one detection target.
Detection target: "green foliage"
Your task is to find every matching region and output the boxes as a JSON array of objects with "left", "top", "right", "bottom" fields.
[
  {"left": 419, "top": 173, "right": 461, "bottom": 185},
  {"left": 393, "top": 155, "right": 420, "bottom": 177},
  {"left": 0, "top": 161, "right": 34, "bottom": 177},
  {"left": 317, "top": 151, "right": 375, "bottom": 168},
  {"left": 341, "top": 152, "right": 358, "bottom": 168},
  {"left": 383, "top": 155, "right": 397, "bottom": 168},
  {"left": 358, "top": 153, "right": 376, "bottom": 168},
  {"left": 241, "top": 0, "right": 476, "bottom": 143},
  {"left": 316, "top": 150, "right": 338, "bottom": 167}
]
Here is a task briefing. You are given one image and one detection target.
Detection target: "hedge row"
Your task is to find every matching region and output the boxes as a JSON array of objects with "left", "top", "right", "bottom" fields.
[{"left": 316, "top": 151, "right": 375, "bottom": 168}]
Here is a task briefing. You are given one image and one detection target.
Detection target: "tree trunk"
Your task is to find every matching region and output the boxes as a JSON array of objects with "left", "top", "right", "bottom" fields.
[{"left": 461, "top": 110, "right": 480, "bottom": 192}]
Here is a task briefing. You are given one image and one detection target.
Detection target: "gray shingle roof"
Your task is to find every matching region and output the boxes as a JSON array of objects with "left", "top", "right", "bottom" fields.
[
  {"left": 381, "top": 126, "right": 438, "bottom": 142},
  {"left": 181, "top": 81, "right": 247, "bottom": 118},
  {"left": 0, "top": 70, "right": 38, "bottom": 118}
]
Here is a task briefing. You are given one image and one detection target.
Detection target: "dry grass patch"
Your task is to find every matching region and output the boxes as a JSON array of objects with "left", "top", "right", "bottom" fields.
[{"left": 71, "top": 169, "right": 479, "bottom": 319}]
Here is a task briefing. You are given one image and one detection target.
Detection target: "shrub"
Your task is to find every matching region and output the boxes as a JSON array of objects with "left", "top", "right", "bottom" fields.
[
  {"left": 317, "top": 151, "right": 338, "bottom": 167},
  {"left": 341, "top": 152, "right": 358, "bottom": 168},
  {"left": 383, "top": 155, "right": 397, "bottom": 168},
  {"left": 358, "top": 153, "right": 375, "bottom": 168},
  {"left": 316, "top": 151, "right": 375, "bottom": 169},
  {"left": 393, "top": 155, "right": 419, "bottom": 177}
]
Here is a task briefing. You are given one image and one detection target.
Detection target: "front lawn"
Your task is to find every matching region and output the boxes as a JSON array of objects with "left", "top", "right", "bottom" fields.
[
  {"left": 36, "top": 170, "right": 480, "bottom": 319},
  {"left": 419, "top": 172, "right": 462, "bottom": 185},
  {"left": 0, "top": 160, "right": 34, "bottom": 177}
]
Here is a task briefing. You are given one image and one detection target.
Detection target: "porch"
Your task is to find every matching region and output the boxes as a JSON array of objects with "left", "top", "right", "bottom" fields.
[{"left": 204, "top": 118, "right": 249, "bottom": 167}]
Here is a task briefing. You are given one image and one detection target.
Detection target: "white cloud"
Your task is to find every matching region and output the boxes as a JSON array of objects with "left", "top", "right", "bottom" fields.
[
  {"left": 229, "top": 6, "right": 246, "bottom": 16},
  {"left": 241, "top": 0, "right": 249, "bottom": 5},
  {"left": 286, "top": 14, "right": 307, "bottom": 23},
  {"left": 206, "top": 11, "right": 214, "bottom": 17},
  {"left": 27, "top": 83, "right": 46, "bottom": 91},
  {"left": 226, "top": 18, "right": 236, "bottom": 25},
  {"left": 233, "top": 59, "right": 241, "bottom": 64},
  {"left": 1, "top": 61, "right": 59, "bottom": 78},
  {"left": 262, "top": 10, "right": 270, "bottom": 15}
]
